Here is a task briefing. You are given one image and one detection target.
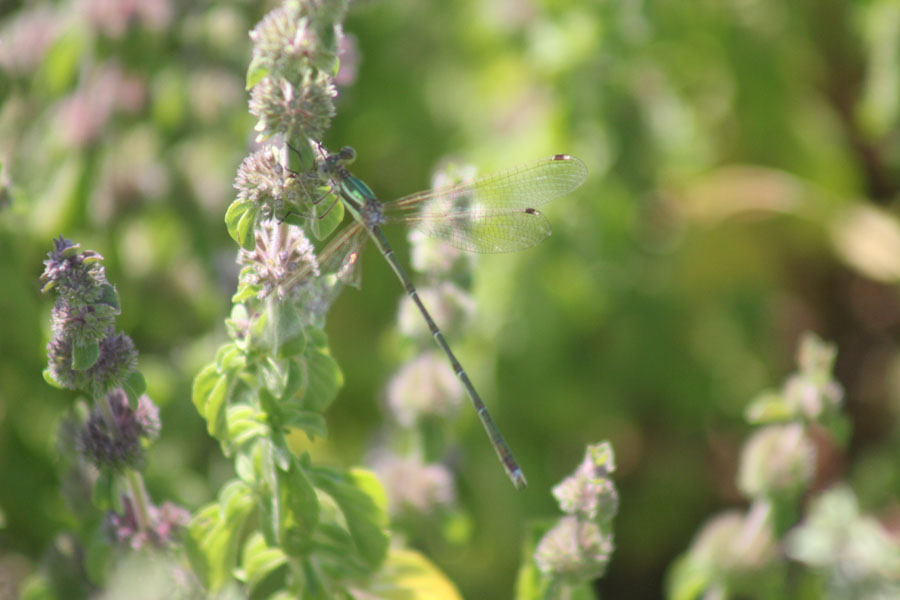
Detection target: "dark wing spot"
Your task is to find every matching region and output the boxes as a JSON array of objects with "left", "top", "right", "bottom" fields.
[
  {"left": 524, "top": 207, "right": 540, "bottom": 215},
  {"left": 552, "top": 154, "right": 571, "bottom": 161}
]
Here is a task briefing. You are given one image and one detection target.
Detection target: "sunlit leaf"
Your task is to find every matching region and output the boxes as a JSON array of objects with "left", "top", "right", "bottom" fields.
[
  {"left": 311, "top": 466, "right": 388, "bottom": 569},
  {"left": 363, "top": 548, "right": 463, "bottom": 600},
  {"left": 246, "top": 55, "right": 270, "bottom": 91},
  {"left": 186, "top": 482, "right": 254, "bottom": 592},
  {"left": 302, "top": 347, "right": 342, "bottom": 412},
  {"left": 241, "top": 532, "right": 287, "bottom": 589}
]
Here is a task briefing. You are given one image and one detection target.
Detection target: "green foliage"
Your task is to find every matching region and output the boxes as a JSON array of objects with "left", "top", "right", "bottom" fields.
[
  {"left": 4, "top": 0, "right": 900, "bottom": 598},
  {"left": 71, "top": 339, "right": 100, "bottom": 370},
  {"left": 225, "top": 199, "right": 261, "bottom": 251}
]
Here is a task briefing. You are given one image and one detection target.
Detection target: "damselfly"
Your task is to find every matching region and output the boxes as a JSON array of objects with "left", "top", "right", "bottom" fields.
[{"left": 286, "top": 148, "right": 587, "bottom": 488}]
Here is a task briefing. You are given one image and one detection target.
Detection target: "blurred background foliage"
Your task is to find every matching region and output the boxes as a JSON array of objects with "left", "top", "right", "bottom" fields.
[{"left": 1, "top": 0, "right": 899, "bottom": 598}]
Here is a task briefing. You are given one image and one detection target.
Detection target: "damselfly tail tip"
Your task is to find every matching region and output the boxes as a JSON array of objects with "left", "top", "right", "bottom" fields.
[{"left": 510, "top": 469, "right": 528, "bottom": 490}]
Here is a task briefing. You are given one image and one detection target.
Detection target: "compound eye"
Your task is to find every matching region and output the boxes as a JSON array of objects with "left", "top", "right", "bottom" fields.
[{"left": 338, "top": 146, "right": 357, "bottom": 164}]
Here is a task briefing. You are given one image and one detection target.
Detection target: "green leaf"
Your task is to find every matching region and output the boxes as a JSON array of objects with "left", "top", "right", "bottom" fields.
[
  {"left": 259, "top": 357, "right": 289, "bottom": 398},
  {"left": 256, "top": 438, "right": 278, "bottom": 490},
  {"left": 246, "top": 55, "right": 269, "bottom": 91},
  {"left": 266, "top": 296, "right": 306, "bottom": 358},
  {"left": 18, "top": 574, "right": 54, "bottom": 600},
  {"left": 665, "top": 556, "right": 713, "bottom": 600},
  {"left": 359, "top": 548, "right": 463, "bottom": 600},
  {"left": 235, "top": 451, "right": 255, "bottom": 486},
  {"left": 282, "top": 408, "right": 327, "bottom": 440},
  {"left": 311, "top": 467, "right": 389, "bottom": 569},
  {"left": 286, "top": 138, "right": 317, "bottom": 172},
  {"left": 72, "top": 338, "right": 100, "bottom": 371},
  {"left": 280, "top": 211, "right": 308, "bottom": 228},
  {"left": 282, "top": 357, "right": 306, "bottom": 402},
  {"left": 306, "top": 326, "right": 329, "bottom": 349},
  {"left": 227, "top": 404, "right": 268, "bottom": 445},
  {"left": 226, "top": 305, "right": 251, "bottom": 351},
  {"left": 270, "top": 431, "right": 293, "bottom": 473},
  {"left": 258, "top": 490, "right": 279, "bottom": 548},
  {"left": 91, "top": 470, "right": 117, "bottom": 510},
  {"left": 240, "top": 532, "right": 287, "bottom": 590},
  {"left": 184, "top": 504, "right": 219, "bottom": 586},
  {"left": 303, "top": 348, "right": 343, "bottom": 412},
  {"left": 205, "top": 373, "right": 231, "bottom": 440},
  {"left": 122, "top": 370, "right": 147, "bottom": 408},
  {"left": 37, "top": 28, "right": 85, "bottom": 95},
  {"left": 745, "top": 391, "right": 794, "bottom": 424},
  {"left": 84, "top": 527, "right": 113, "bottom": 586},
  {"left": 310, "top": 194, "right": 345, "bottom": 241},
  {"left": 514, "top": 520, "right": 554, "bottom": 600},
  {"left": 277, "top": 458, "right": 320, "bottom": 553},
  {"left": 215, "top": 343, "right": 245, "bottom": 373},
  {"left": 220, "top": 479, "right": 255, "bottom": 521},
  {"left": 42, "top": 367, "right": 63, "bottom": 389},
  {"left": 237, "top": 205, "right": 260, "bottom": 251},
  {"left": 94, "top": 283, "right": 120, "bottom": 311},
  {"left": 232, "top": 280, "right": 261, "bottom": 304},
  {"left": 349, "top": 468, "right": 389, "bottom": 520},
  {"left": 299, "top": 557, "right": 329, "bottom": 600},
  {"left": 248, "top": 309, "right": 269, "bottom": 351},
  {"left": 185, "top": 482, "right": 254, "bottom": 592},
  {"left": 225, "top": 200, "right": 259, "bottom": 250},
  {"left": 192, "top": 363, "right": 218, "bottom": 415}
]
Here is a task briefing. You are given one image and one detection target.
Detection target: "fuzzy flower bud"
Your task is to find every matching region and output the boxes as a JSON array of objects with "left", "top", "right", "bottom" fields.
[
  {"left": 250, "top": 73, "right": 337, "bottom": 144},
  {"left": 238, "top": 220, "right": 320, "bottom": 301},
  {"left": 77, "top": 389, "right": 160, "bottom": 472},
  {"left": 534, "top": 516, "right": 614, "bottom": 584},
  {"left": 737, "top": 423, "right": 816, "bottom": 499},
  {"left": 46, "top": 331, "right": 138, "bottom": 398},
  {"left": 41, "top": 237, "right": 136, "bottom": 397},
  {"left": 249, "top": 2, "right": 347, "bottom": 78},
  {"left": 386, "top": 351, "right": 463, "bottom": 427},
  {"left": 234, "top": 144, "right": 326, "bottom": 220},
  {"left": 552, "top": 442, "right": 618, "bottom": 522},
  {"left": 781, "top": 333, "right": 844, "bottom": 420},
  {"left": 41, "top": 236, "right": 113, "bottom": 304},
  {"left": 106, "top": 496, "right": 190, "bottom": 549},
  {"left": 785, "top": 485, "right": 900, "bottom": 595},
  {"left": 534, "top": 442, "right": 619, "bottom": 586},
  {"left": 685, "top": 504, "right": 777, "bottom": 578},
  {"left": 372, "top": 453, "right": 455, "bottom": 515}
]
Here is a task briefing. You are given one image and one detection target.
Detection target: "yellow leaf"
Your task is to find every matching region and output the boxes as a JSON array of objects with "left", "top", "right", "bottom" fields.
[{"left": 356, "top": 548, "right": 463, "bottom": 600}]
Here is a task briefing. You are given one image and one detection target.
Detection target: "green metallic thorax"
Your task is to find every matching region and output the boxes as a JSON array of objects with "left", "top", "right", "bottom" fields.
[{"left": 338, "top": 172, "right": 384, "bottom": 229}]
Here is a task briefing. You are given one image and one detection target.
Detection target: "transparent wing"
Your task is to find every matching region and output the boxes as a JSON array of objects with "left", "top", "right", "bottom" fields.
[
  {"left": 281, "top": 222, "right": 367, "bottom": 322},
  {"left": 316, "top": 222, "right": 366, "bottom": 290},
  {"left": 384, "top": 154, "right": 586, "bottom": 254},
  {"left": 387, "top": 154, "right": 587, "bottom": 214},
  {"left": 414, "top": 208, "right": 552, "bottom": 253}
]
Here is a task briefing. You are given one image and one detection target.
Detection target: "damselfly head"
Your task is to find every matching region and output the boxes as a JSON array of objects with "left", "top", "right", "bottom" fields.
[
  {"left": 319, "top": 146, "right": 356, "bottom": 178},
  {"left": 338, "top": 146, "right": 357, "bottom": 165}
]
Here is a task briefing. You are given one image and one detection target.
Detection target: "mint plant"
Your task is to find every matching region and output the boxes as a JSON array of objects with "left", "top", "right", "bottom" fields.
[
  {"left": 33, "top": 1, "right": 597, "bottom": 596},
  {"left": 37, "top": 236, "right": 193, "bottom": 597},
  {"left": 667, "top": 333, "right": 900, "bottom": 599},
  {"left": 517, "top": 442, "right": 618, "bottom": 600},
  {"left": 185, "top": 2, "right": 400, "bottom": 596}
]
